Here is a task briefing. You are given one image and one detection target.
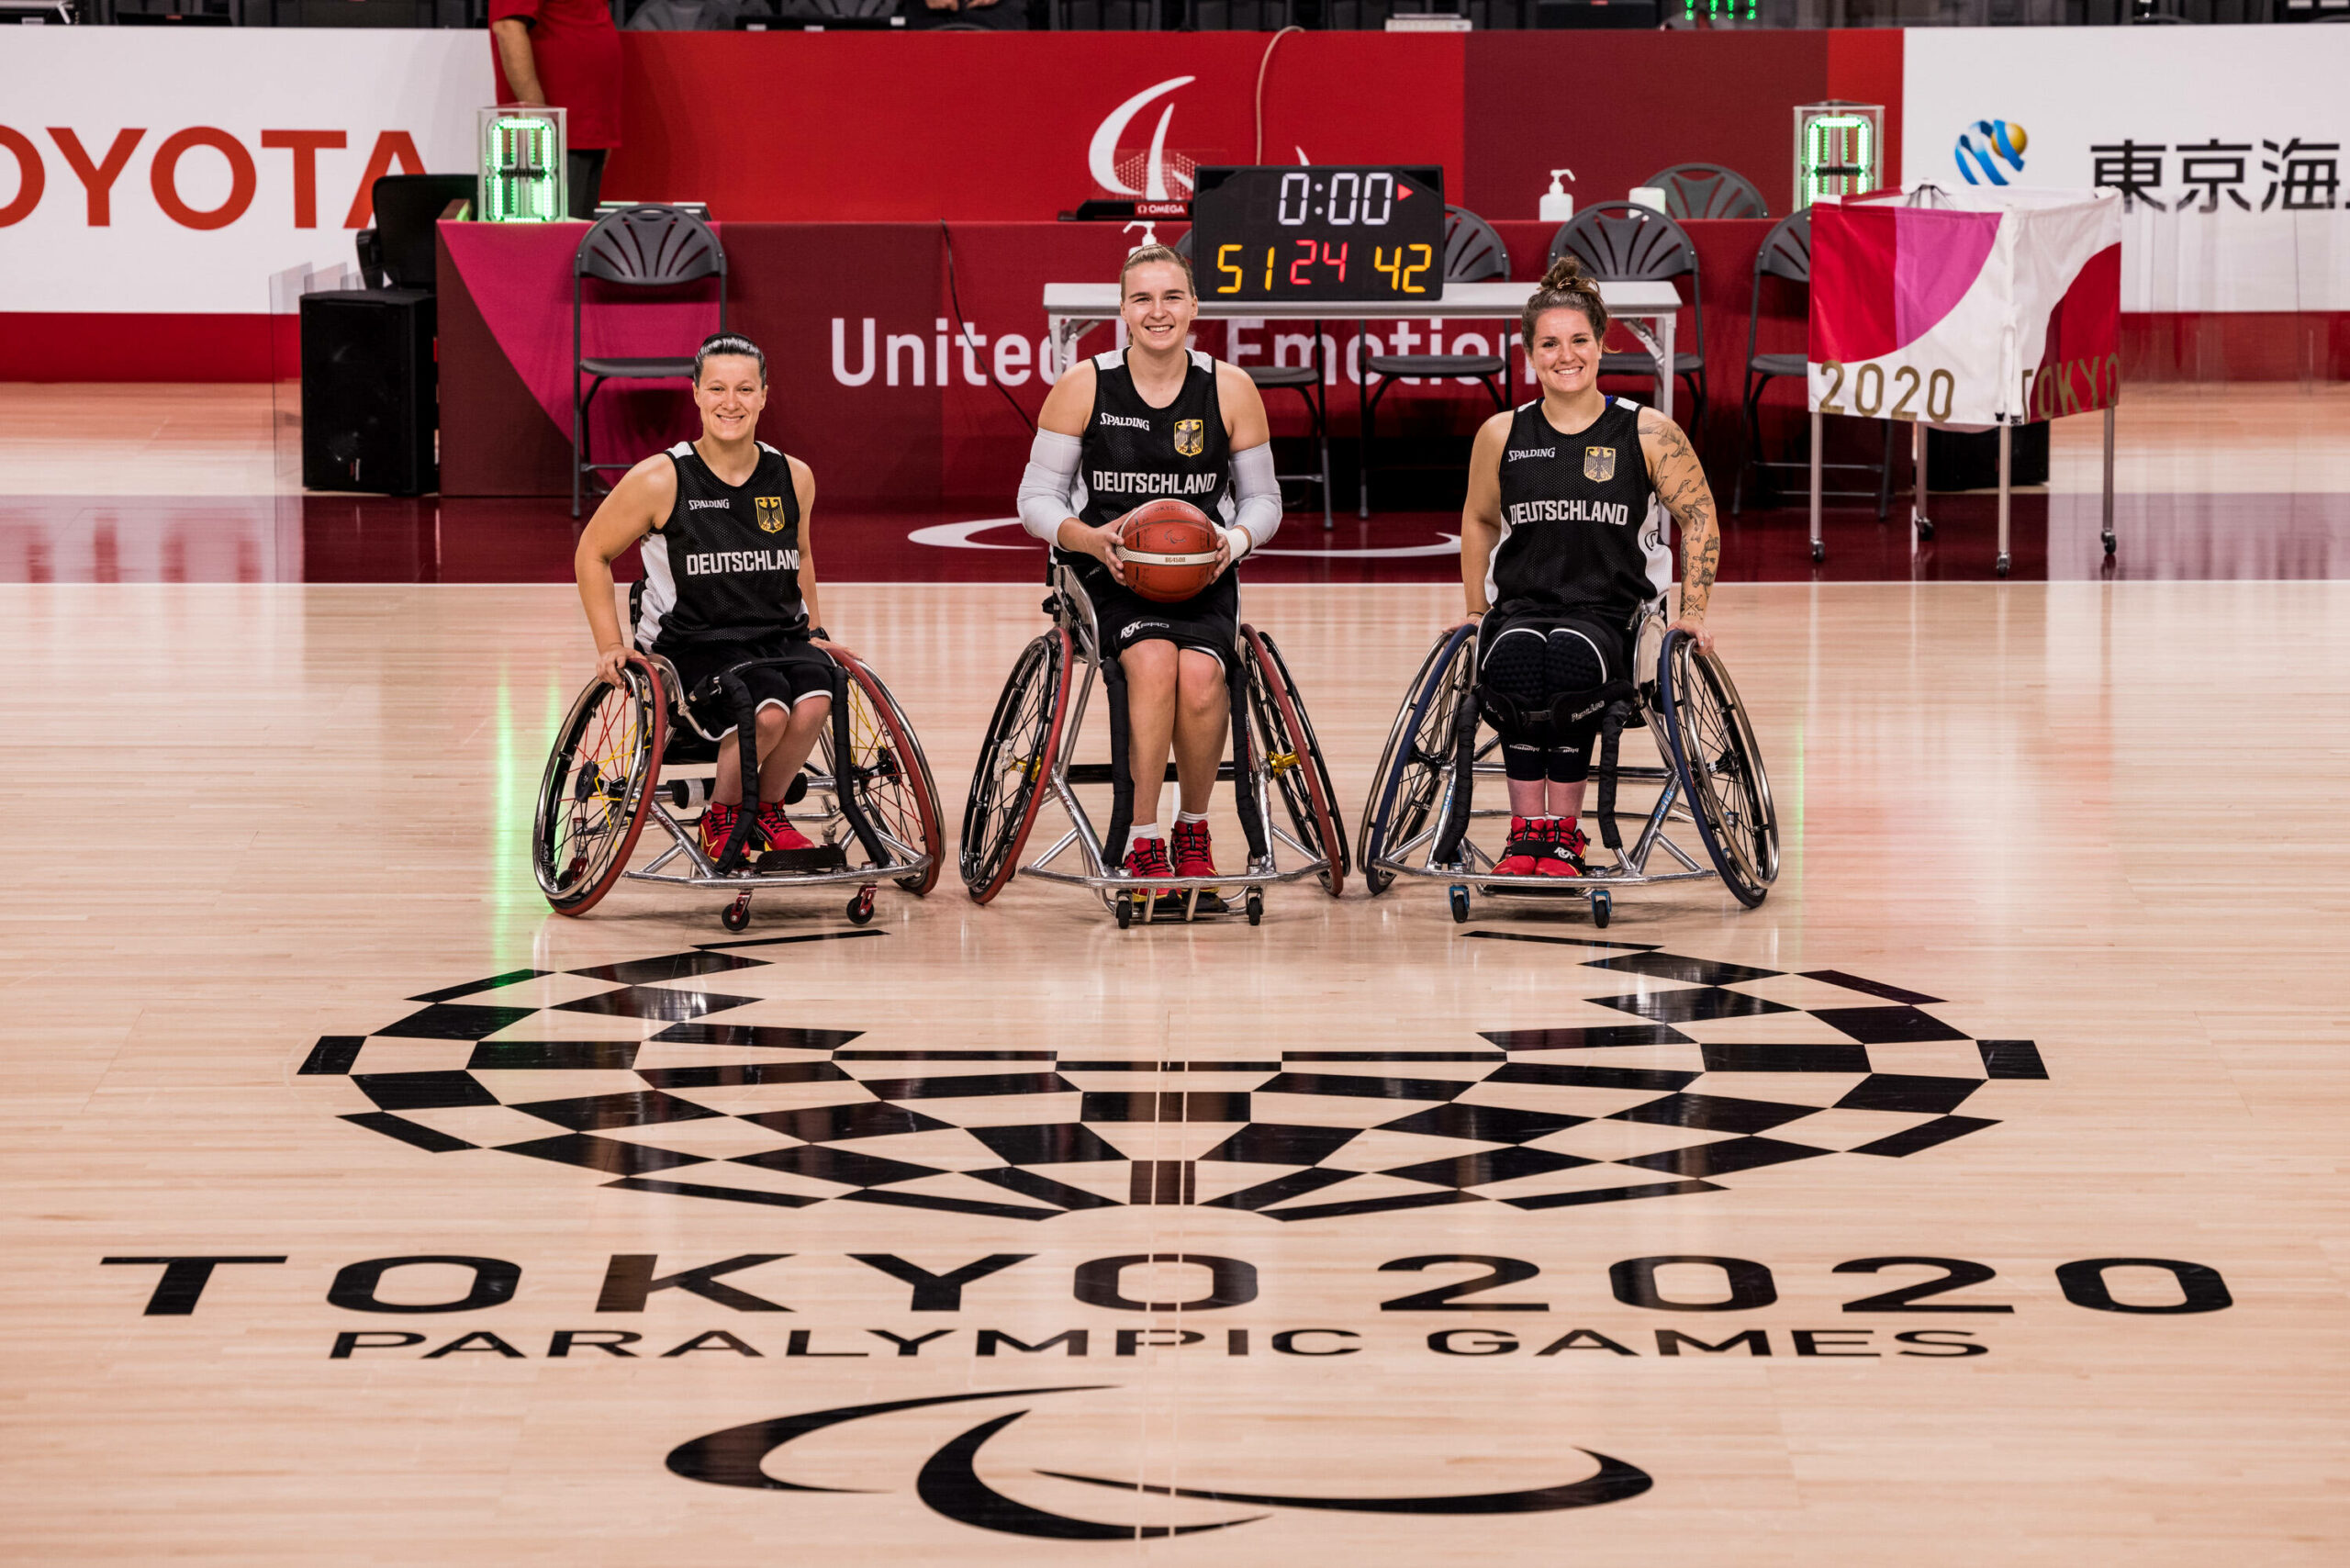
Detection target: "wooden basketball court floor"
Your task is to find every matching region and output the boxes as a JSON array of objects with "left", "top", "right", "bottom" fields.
[{"left": 4, "top": 386, "right": 2347, "bottom": 1563}]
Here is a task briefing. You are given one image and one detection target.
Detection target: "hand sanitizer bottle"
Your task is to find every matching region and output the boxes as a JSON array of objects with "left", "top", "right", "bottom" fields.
[{"left": 1539, "top": 169, "right": 1575, "bottom": 222}]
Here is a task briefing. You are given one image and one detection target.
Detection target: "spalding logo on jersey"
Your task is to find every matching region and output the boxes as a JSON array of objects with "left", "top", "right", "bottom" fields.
[
  {"left": 755, "top": 496, "right": 788, "bottom": 533},
  {"left": 1583, "top": 446, "right": 1617, "bottom": 483},
  {"left": 1174, "top": 419, "right": 1204, "bottom": 457}
]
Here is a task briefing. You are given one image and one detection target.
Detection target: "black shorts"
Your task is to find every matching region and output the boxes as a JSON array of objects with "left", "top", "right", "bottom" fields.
[
  {"left": 1066, "top": 554, "right": 1239, "bottom": 669},
  {"left": 650, "top": 633, "right": 834, "bottom": 740}
]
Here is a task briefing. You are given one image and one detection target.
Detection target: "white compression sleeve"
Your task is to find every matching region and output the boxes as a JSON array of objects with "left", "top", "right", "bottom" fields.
[
  {"left": 1225, "top": 442, "right": 1281, "bottom": 558},
  {"left": 1017, "top": 428, "right": 1083, "bottom": 543}
]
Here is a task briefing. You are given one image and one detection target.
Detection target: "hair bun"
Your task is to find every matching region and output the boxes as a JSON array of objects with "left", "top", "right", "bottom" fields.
[{"left": 1539, "top": 254, "right": 1589, "bottom": 293}]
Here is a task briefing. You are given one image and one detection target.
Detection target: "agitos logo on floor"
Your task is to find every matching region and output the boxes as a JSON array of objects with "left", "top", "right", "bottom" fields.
[
  {"left": 667, "top": 1386, "right": 1651, "bottom": 1539},
  {"left": 297, "top": 932, "right": 2048, "bottom": 1223}
]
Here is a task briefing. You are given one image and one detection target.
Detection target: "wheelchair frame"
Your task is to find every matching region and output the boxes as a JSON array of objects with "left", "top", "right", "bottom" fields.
[
  {"left": 533, "top": 647, "right": 943, "bottom": 931},
  {"left": 1360, "top": 610, "right": 1778, "bottom": 927},
  {"left": 958, "top": 565, "right": 1347, "bottom": 926}
]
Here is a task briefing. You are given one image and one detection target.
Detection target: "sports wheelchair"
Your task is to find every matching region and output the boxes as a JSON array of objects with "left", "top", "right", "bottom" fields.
[
  {"left": 532, "top": 637, "right": 944, "bottom": 932},
  {"left": 1359, "top": 609, "right": 1778, "bottom": 926},
  {"left": 958, "top": 565, "right": 1347, "bottom": 926}
]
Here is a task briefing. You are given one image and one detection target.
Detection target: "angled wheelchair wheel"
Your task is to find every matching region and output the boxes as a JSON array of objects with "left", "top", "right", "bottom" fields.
[
  {"left": 829, "top": 655, "right": 945, "bottom": 896},
  {"left": 1359, "top": 625, "right": 1478, "bottom": 895},
  {"left": 533, "top": 656, "right": 666, "bottom": 916},
  {"left": 1240, "top": 626, "right": 1346, "bottom": 896},
  {"left": 1655, "top": 630, "right": 1781, "bottom": 908},
  {"left": 959, "top": 627, "right": 1073, "bottom": 905}
]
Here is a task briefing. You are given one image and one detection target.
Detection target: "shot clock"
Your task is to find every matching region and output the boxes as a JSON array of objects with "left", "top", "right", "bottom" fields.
[{"left": 1188, "top": 166, "right": 1447, "bottom": 303}]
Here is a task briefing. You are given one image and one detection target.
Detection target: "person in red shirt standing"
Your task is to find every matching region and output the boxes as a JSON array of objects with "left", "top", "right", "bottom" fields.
[{"left": 489, "top": 0, "right": 622, "bottom": 219}]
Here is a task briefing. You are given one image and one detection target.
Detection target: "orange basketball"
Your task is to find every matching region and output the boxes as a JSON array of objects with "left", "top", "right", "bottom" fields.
[{"left": 1114, "top": 498, "right": 1221, "bottom": 604}]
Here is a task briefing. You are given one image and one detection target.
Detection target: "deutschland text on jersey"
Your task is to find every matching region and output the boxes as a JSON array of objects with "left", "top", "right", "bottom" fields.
[
  {"left": 1489, "top": 397, "right": 1672, "bottom": 619},
  {"left": 1066, "top": 349, "right": 1237, "bottom": 537},
  {"left": 638, "top": 442, "right": 806, "bottom": 647}
]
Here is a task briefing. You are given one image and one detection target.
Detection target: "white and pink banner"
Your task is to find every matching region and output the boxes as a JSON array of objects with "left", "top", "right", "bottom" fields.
[
  {"left": 1807, "top": 187, "right": 2121, "bottom": 429},
  {"left": 0, "top": 30, "right": 488, "bottom": 315}
]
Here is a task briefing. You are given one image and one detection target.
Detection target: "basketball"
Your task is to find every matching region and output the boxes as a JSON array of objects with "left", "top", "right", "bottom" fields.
[{"left": 1114, "top": 498, "right": 1221, "bottom": 603}]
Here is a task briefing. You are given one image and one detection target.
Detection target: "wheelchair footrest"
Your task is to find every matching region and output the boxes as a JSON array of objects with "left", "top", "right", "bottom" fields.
[{"left": 753, "top": 844, "right": 849, "bottom": 875}]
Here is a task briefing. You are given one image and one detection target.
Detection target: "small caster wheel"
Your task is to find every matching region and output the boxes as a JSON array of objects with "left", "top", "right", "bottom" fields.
[
  {"left": 2102, "top": 530, "right": 2117, "bottom": 557},
  {"left": 1996, "top": 552, "right": 2011, "bottom": 578},
  {"left": 1917, "top": 519, "right": 1934, "bottom": 542},
  {"left": 845, "top": 887, "right": 876, "bottom": 925},
  {"left": 1809, "top": 540, "right": 1825, "bottom": 564},
  {"left": 1115, "top": 895, "right": 1135, "bottom": 930},
  {"left": 1449, "top": 885, "right": 1471, "bottom": 924},
  {"left": 722, "top": 893, "right": 752, "bottom": 933},
  {"left": 1589, "top": 888, "right": 1611, "bottom": 929},
  {"left": 1245, "top": 890, "right": 1264, "bottom": 926}
]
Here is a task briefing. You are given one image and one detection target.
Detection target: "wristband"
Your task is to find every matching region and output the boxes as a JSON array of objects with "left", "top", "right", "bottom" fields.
[{"left": 1218, "top": 524, "right": 1253, "bottom": 564}]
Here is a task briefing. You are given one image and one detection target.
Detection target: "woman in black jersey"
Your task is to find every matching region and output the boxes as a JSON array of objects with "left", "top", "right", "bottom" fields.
[
  {"left": 574, "top": 332, "right": 851, "bottom": 866},
  {"left": 1458, "top": 256, "right": 1723, "bottom": 879},
  {"left": 1015, "top": 243, "right": 1284, "bottom": 903}
]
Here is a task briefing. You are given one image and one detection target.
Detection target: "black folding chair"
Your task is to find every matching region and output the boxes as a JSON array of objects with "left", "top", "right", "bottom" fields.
[
  {"left": 1549, "top": 202, "right": 1706, "bottom": 431},
  {"left": 1643, "top": 162, "right": 1769, "bottom": 221},
  {"left": 1355, "top": 205, "right": 1511, "bottom": 518},
  {"left": 354, "top": 174, "right": 476, "bottom": 290},
  {"left": 572, "top": 204, "right": 727, "bottom": 519},
  {"left": 1732, "top": 210, "right": 1893, "bottom": 519}
]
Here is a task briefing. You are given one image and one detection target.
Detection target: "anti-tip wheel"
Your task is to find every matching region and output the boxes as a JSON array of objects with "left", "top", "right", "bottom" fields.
[
  {"left": 1996, "top": 552, "right": 2012, "bottom": 578},
  {"left": 722, "top": 894, "right": 753, "bottom": 933},
  {"left": 1589, "top": 888, "right": 1612, "bottom": 928},
  {"left": 1449, "top": 885, "right": 1471, "bottom": 924},
  {"left": 1115, "top": 895, "right": 1135, "bottom": 930},
  {"left": 845, "top": 888, "right": 876, "bottom": 926},
  {"left": 1917, "top": 519, "right": 1935, "bottom": 542},
  {"left": 2102, "top": 531, "right": 2117, "bottom": 556},
  {"left": 1809, "top": 540, "right": 1826, "bottom": 564},
  {"left": 1246, "top": 890, "right": 1264, "bottom": 927}
]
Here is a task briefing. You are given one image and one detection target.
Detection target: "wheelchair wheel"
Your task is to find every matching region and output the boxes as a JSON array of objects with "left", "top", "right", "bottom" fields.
[
  {"left": 1655, "top": 630, "right": 1781, "bottom": 908},
  {"left": 1359, "top": 625, "right": 1478, "bottom": 895},
  {"left": 533, "top": 657, "right": 666, "bottom": 916},
  {"left": 1240, "top": 626, "right": 1346, "bottom": 896},
  {"left": 827, "top": 655, "right": 945, "bottom": 896},
  {"left": 959, "top": 627, "right": 1073, "bottom": 904}
]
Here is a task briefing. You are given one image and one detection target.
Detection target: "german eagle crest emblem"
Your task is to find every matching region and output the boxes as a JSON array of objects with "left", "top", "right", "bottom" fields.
[
  {"left": 754, "top": 496, "right": 788, "bottom": 533},
  {"left": 1174, "top": 419, "right": 1205, "bottom": 458},
  {"left": 1583, "top": 446, "right": 1617, "bottom": 483}
]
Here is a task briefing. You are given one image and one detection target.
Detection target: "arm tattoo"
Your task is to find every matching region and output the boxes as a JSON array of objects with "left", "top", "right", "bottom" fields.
[{"left": 1646, "top": 416, "right": 1719, "bottom": 619}]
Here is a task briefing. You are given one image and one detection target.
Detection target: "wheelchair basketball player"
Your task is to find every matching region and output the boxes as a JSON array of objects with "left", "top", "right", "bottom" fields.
[
  {"left": 573, "top": 332, "right": 852, "bottom": 868},
  {"left": 1015, "top": 243, "right": 1283, "bottom": 909},
  {"left": 1458, "top": 256, "right": 1724, "bottom": 879}
]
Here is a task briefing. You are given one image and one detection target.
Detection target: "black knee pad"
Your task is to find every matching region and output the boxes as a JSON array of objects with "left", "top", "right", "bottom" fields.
[
  {"left": 1481, "top": 627, "right": 1552, "bottom": 719},
  {"left": 1542, "top": 625, "right": 1609, "bottom": 692}
]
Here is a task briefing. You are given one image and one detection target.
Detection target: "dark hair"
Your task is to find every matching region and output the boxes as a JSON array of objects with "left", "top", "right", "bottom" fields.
[
  {"left": 693, "top": 331, "right": 767, "bottom": 385},
  {"left": 1521, "top": 254, "right": 1608, "bottom": 348},
  {"left": 1119, "top": 242, "right": 1196, "bottom": 295}
]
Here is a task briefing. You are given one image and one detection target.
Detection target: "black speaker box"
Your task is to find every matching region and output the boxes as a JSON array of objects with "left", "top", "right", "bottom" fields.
[
  {"left": 301, "top": 289, "right": 437, "bottom": 496},
  {"left": 1926, "top": 421, "right": 2050, "bottom": 491}
]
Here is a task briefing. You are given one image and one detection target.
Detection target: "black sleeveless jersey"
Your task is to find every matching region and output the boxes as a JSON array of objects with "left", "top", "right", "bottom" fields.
[
  {"left": 1487, "top": 397, "right": 1671, "bottom": 619},
  {"left": 637, "top": 441, "right": 804, "bottom": 647},
  {"left": 1058, "top": 348, "right": 1237, "bottom": 572}
]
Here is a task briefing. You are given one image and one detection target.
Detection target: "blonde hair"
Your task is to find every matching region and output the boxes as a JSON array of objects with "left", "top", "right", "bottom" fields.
[
  {"left": 1120, "top": 242, "right": 1196, "bottom": 295},
  {"left": 1522, "top": 253, "right": 1608, "bottom": 348}
]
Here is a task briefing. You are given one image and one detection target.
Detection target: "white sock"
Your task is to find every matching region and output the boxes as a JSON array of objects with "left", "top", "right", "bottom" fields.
[
  {"left": 1125, "top": 823, "right": 1161, "bottom": 857},
  {"left": 1175, "top": 810, "right": 1209, "bottom": 826}
]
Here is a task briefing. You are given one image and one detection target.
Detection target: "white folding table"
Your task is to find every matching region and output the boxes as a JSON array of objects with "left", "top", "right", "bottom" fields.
[{"left": 1043, "top": 280, "right": 1689, "bottom": 527}]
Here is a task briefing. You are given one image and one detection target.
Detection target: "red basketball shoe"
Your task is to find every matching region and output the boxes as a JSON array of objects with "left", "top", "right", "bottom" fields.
[
  {"left": 1493, "top": 816, "right": 1546, "bottom": 877},
  {"left": 699, "top": 801, "right": 741, "bottom": 865},
  {"left": 1123, "top": 835, "right": 1175, "bottom": 901},
  {"left": 1534, "top": 819, "right": 1592, "bottom": 879},
  {"left": 1170, "top": 819, "right": 1226, "bottom": 913},
  {"left": 756, "top": 801, "right": 814, "bottom": 853}
]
